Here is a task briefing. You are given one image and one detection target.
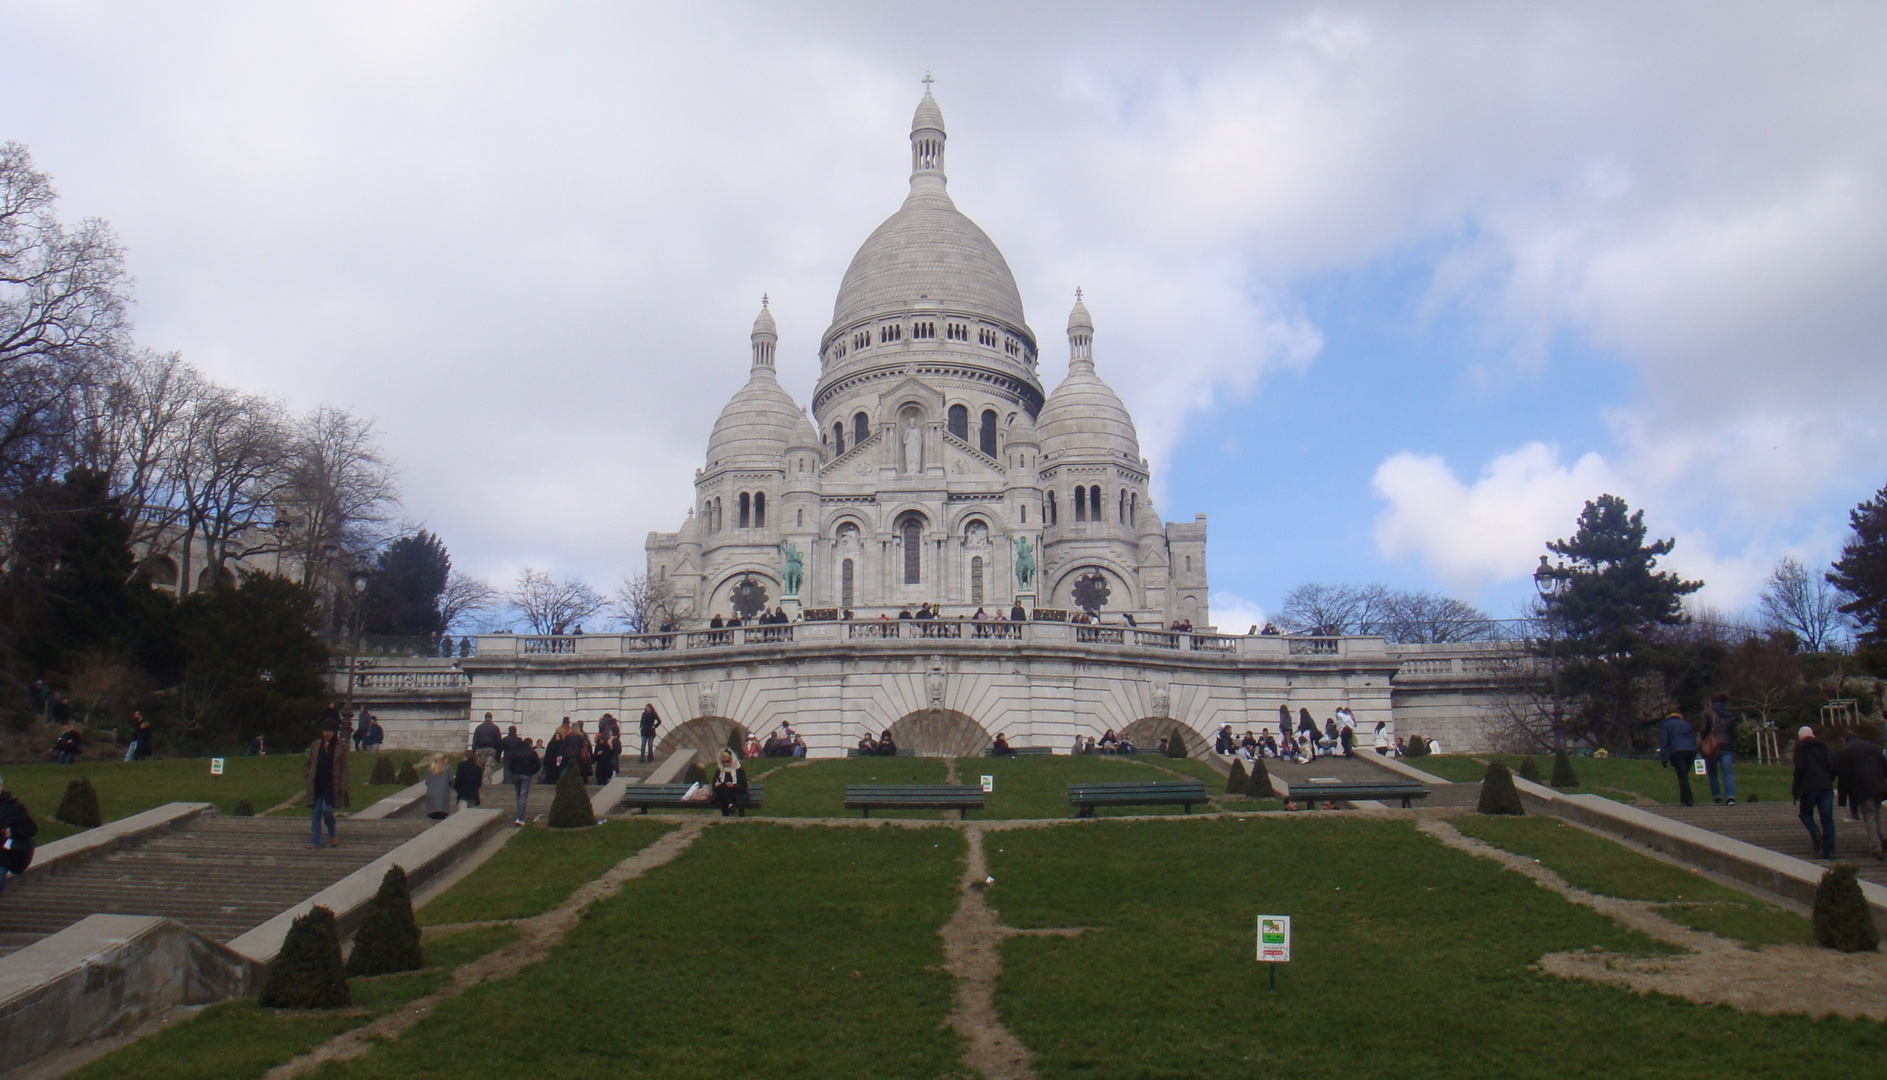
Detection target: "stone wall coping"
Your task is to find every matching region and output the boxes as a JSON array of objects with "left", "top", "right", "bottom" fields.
[
  {"left": 352, "top": 781, "right": 427, "bottom": 820},
  {"left": 227, "top": 807, "right": 505, "bottom": 966},
  {"left": 591, "top": 776, "right": 632, "bottom": 817},
  {"left": 20, "top": 802, "right": 213, "bottom": 884},
  {"left": 644, "top": 751, "right": 696, "bottom": 786}
]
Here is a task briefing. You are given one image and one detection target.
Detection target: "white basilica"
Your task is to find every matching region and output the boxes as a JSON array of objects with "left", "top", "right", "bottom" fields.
[{"left": 647, "top": 90, "right": 1210, "bottom": 627}]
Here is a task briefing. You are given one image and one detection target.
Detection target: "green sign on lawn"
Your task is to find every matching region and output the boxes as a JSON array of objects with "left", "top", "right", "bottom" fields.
[{"left": 1257, "top": 915, "right": 1291, "bottom": 963}]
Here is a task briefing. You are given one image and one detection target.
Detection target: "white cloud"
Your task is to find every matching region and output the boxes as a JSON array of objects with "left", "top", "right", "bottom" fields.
[
  {"left": 1209, "top": 591, "right": 1269, "bottom": 635},
  {"left": 1372, "top": 443, "right": 1622, "bottom": 596}
]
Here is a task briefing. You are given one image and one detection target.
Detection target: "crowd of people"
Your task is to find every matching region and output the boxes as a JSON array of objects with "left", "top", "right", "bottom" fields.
[{"left": 1200, "top": 706, "right": 1409, "bottom": 764}]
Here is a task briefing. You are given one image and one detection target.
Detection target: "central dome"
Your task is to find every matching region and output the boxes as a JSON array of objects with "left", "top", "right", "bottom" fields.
[
  {"left": 827, "top": 91, "right": 1028, "bottom": 336},
  {"left": 831, "top": 192, "right": 1028, "bottom": 331}
]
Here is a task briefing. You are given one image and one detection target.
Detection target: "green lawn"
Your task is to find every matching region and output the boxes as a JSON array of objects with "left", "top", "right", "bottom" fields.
[
  {"left": 418, "top": 820, "right": 674, "bottom": 926},
  {"left": 985, "top": 817, "right": 1884, "bottom": 1079},
  {"left": 972, "top": 753, "right": 1267, "bottom": 817},
  {"left": 0, "top": 756, "right": 311, "bottom": 843},
  {"left": 1450, "top": 815, "right": 1812, "bottom": 947},
  {"left": 65, "top": 923, "right": 519, "bottom": 1080},
  {"left": 306, "top": 824, "right": 969, "bottom": 1080},
  {"left": 1415, "top": 753, "right": 1795, "bottom": 804},
  {"left": 751, "top": 755, "right": 949, "bottom": 818}
]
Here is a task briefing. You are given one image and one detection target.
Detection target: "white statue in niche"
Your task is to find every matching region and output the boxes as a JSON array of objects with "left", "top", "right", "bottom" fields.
[
  {"left": 902, "top": 416, "right": 923, "bottom": 474},
  {"left": 965, "top": 521, "right": 989, "bottom": 548}
]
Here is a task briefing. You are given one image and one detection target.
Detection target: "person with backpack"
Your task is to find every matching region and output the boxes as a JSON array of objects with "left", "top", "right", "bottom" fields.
[
  {"left": 0, "top": 774, "right": 38, "bottom": 895},
  {"left": 505, "top": 736, "right": 541, "bottom": 826},
  {"left": 472, "top": 712, "right": 504, "bottom": 778}
]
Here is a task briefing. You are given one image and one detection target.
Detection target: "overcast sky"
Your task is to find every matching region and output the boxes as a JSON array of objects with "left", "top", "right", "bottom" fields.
[{"left": 5, "top": 1, "right": 1884, "bottom": 627}]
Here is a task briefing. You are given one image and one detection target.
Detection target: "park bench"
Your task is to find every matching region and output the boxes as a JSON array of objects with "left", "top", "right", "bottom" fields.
[
  {"left": 845, "top": 747, "right": 916, "bottom": 757},
  {"left": 1283, "top": 780, "right": 1428, "bottom": 809},
  {"left": 619, "top": 782, "right": 765, "bottom": 817},
  {"left": 843, "top": 784, "right": 985, "bottom": 818},
  {"left": 985, "top": 746, "right": 1053, "bottom": 756},
  {"left": 1067, "top": 779, "right": 1209, "bottom": 818}
]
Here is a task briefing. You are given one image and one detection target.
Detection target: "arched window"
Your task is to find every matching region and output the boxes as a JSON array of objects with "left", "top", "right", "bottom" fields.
[
  {"left": 971, "top": 556, "right": 985, "bottom": 605},
  {"left": 1073, "top": 487, "right": 1086, "bottom": 523},
  {"left": 948, "top": 404, "right": 969, "bottom": 440},
  {"left": 796, "top": 508, "right": 804, "bottom": 527},
  {"left": 842, "top": 559, "right": 855, "bottom": 609},
  {"left": 854, "top": 411, "right": 870, "bottom": 445},
  {"left": 143, "top": 555, "right": 180, "bottom": 588},
  {"left": 739, "top": 492, "right": 751, "bottom": 529},
  {"left": 901, "top": 516, "right": 923, "bottom": 584},
  {"left": 713, "top": 497, "right": 722, "bottom": 533},
  {"left": 1048, "top": 490, "right": 1058, "bottom": 525},
  {"left": 1021, "top": 504, "right": 1028, "bottom": 524},
  {"left": 979, "top": 410, "right": 998, "bottom": 457},
  {"left": 1130, "top": 493, "right": 1138, "bottom": 525},
  {"left": 1119, "top": 489, "right": 1126, "bottom": 524},
  {"left": 833, "top": 421, "right": 846, "bottom": 455},
  {"left": 753, "top": 492, "right": 766, "bottom": 528},
  {"left": 1089, "top": 486, "right": 1104, "bottom": 521}
]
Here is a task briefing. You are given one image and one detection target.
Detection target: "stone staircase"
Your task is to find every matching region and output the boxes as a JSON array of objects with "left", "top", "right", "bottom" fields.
[
  {"left": 469, "top": 755, "right": 670, "bottom": 820},
  {"left": 1651, "top": 802, "right": 1887, "bottom": 887},
  {"left": 0, "top": 815, "right": 427, "bottom": 958}
]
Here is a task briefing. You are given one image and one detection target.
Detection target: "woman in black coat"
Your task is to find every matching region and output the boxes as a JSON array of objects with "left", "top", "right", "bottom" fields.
[
  {"left": 452, "top": 750, "right": 484, "bottom": 808},
  {"left": 709, "top": 749, "right": 748, "bottom": 817}
]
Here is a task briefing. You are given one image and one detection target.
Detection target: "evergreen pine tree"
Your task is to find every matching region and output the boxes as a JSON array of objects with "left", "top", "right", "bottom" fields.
[
  {"left": 1551, "top": 747, "right": 1580, "bottom": 789},
  {"left": 547, "top": 765, "right": 594, "bottom": 828},
  {"left": 1477, "top": 762, "right": 1525, "bottom": 815},
  {"left": 725, "top": 726, "right": 744, "bottom": 755},
  {"left": 394, "top": 758, "right": 419, "bottom": 785},
  {"left": 1813, "top": 864, "right": 1880, "bottom": 952},
  {"left": 233, "top": 799, "right": 255, "bottom": 817},
  {"left": 1405, "top": 736, "right": 1428, "bottom": 758},
  {"left": 1164, "top": 731, "right": 1187, "bottom": 758},
  {"left": 1518, "top": 756, "right": 1541, "bottom": 782},
  {"left": 55, "top": 777, "right": 102, "bottom": 828},
  {"left": 345, "top": 866, "right": 425, "bottom": 976},
  {"left": 259, "top": 906, "right": 350, "bottom": 1009},
  {"left": 1226, "top": 759, "right": 1249, "bottom": 796},
  {"left": 1247, "top": 755, "right": 1275, "bottom": 798},
  {"left": 683, "top": 762, "right": 707, "bottom": 786}
]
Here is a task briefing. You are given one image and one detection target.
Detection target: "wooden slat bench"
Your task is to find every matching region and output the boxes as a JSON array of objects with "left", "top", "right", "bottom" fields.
[
  {"left": 1285, "top": 780, "right": 1428, "bottom": 809},
  {"left": 844, "top": 748, "right": 916, "bottom": 757},
  {"left": 1068, "top": 780, "right": 1209, "bottom": 818},
  {"left": 985, "top": 746, "right": 1054, "bottom": 756},
  {"left": 619, "top": 782, "right": 764, "bottom": 816},
  {"left": 843, "top": 784, "right": 985, "bottom": 818}
]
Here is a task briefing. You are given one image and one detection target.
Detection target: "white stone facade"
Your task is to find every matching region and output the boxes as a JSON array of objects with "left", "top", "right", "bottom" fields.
[{"left": 646, "top": 90, "right": 1208, "bottom": 627}]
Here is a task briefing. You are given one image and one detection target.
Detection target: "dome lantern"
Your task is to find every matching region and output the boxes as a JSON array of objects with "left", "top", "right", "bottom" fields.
[
  {"left": 751, "top": 294, "right": 777, "bottom": 374},
  {"left": 910, "top": 74, "right": 947, "bottom": 198}
]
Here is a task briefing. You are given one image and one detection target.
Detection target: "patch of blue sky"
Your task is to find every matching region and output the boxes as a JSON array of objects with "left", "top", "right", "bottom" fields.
[{"left": 1165, "top": 244, "right": 1638, "bottom": 618}]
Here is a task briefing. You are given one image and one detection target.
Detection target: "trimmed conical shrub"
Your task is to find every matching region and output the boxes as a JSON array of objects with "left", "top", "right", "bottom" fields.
[
  {"left": 1813, "top": 864, "right": 1880, "bottom": 952},
  {"left": 1226, "top": 760, "right": 1250, "bottom": 796},
  {"left": 394, "top": 759, "right": 419, "bottom": 785},
  {"left": 233, "top": 799, "right": 255, "bottom": 817},
  {"left": 1247, "top": 756, "right": 1275, "bottom": 798},
  {"left": 1478, "top": 762, "right": 1525, "bottom": 816},
  {"left": 369, "top": 755, "right": 395, "bottom": 785},
  {"left": 259, "top": 906, "right": 350, "bottom": 1009},
  {"left": 1164, "top": 732, "right": 1187, "bottom": 758},
  {"left": 55, "top": 777, "right": 102, "bottom": 828},
  {"left": 1518, "top": 756, "right": 1541, "bottom": 782},
  {"left": 547, "top": 766, "right": 594, "bottom": 829},
  {"left": 725, "top": 727, "right": 744, "bottom": 755},
  {"left": 1405, "top": 736, "right": 1428, "bottom": 758},
  {"left": 1551, "top": 748, "right": 1580, "bottom": 789},
  {"left": 683, "top": 762, "right": 707, "bottom": 786},
  {"left": 346, "top": 866, "right": 424, "bottom": 976}
]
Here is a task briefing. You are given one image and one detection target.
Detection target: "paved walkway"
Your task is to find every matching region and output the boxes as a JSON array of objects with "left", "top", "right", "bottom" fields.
[
  {"left": 1266, "top": 751, "right": 1484, "bottom": 809},
  {"left": 0, "top": 816, "right": 427, "bottom": 957},
  {"left": 1649, "top": 802, "right": 1887, "bottom": 886}
]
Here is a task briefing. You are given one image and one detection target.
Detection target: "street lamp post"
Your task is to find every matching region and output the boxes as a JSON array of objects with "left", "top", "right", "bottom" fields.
[
  {"left": 1533, "top": 555, "right": 1567, "bottom": 753},
  {"left": 344, "top": 568, "right": 370, "bottom": 726}
]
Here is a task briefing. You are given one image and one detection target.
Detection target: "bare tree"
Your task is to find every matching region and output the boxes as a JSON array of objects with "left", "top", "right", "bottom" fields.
[
  {"left": 1277, "top": 583, "right": 1363, "bottom": 635},
  {"left": 1279, "top": 581, "right": 1495, "bottom": 643},
  {"left": 440, "top": 571, "right": 500, "bottom": 633},
  {"left": 0, "top": 142, "right": 131, "bottom": 494},
  {"left": 1376, "top": 592, "right": 1496, "bottom": 643},
  {"left": 266, "top": 405, "right": 399, "bottom": 591},
  {"left": 510, "top": 566, "right": 604, "bottom": 635},
  {"left": 613, "top": 572, "right": 690, "bottom": 633},
  {"left": 71, "top": 348, "right": 201, "bottom": 552},
  {"left": 174, "top": 386, "right": 289, "bottom": 592},
  {"left": 1759, "top": 556, "right": 1847, "bottom": 652}
]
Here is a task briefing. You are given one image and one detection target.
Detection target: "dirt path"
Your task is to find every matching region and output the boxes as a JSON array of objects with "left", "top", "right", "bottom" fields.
[
  {"left": 1422, "top": 819, "right": 1887, "bottom": 1019},
  {"left": 263, "top": 818, "right": 711, "bottom": 1078},
  {"left": 939, "top": 825, "right": 1090, "bottom": 1080},
  {"left": 944, "top": 756, "right": 960, "bottom": 783}
]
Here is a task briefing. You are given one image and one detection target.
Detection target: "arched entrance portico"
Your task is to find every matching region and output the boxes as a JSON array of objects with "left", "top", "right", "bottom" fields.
[
  {"left": 657, "top": 716, "right": 749, "bottom": 760},
  {"left": 1120, "top": 716, "right": 1204, "bottom": 757},
  {"left": 885, "top": 709, "right": 992, "bottom": 756}
]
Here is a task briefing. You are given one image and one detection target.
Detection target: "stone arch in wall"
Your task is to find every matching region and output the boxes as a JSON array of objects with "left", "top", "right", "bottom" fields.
[
  {"left": 885, "top": 708, "right": 992, "bottom": 756},
  {"left": 1119, "top": 717, "right": 1205, "bottom": 758},
  {"left": 656, "top": 715, "right": 749, "bottom": 760}
]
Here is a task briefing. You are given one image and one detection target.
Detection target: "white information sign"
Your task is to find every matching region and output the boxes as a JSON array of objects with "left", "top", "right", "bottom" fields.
[
  {"left": 1257, "top": 915, "right": 1291, "bottom": 963},
  {"left": 980, "top": 775, "right": 994, "bottom": 793},
  {"left": 1692, "top": 757, "right": 1707, "bottom": 776},
  {"left": 210, "top": 758, "right": 225, "bottom": 776}
]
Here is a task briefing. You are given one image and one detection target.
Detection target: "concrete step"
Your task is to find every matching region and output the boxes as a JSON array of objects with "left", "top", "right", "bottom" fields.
[
  {"left": 0, "top": 815, "right": 427, "bottom": 954},
  {"left": 1650, "top": 802, "right": 1887, "bottom": 887}
]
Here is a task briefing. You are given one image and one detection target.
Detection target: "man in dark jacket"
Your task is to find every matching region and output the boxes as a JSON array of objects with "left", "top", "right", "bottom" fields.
[
  {"left": 1657, "top": 711, "right": 1699, "bottom": 807},
  {"left": 1834, "top": 733, "right": 1887, "bottom": 860},
  {"left": 472, "top": 712, "right": 503, "bottom": 779},
  {"left": 1702, "top": 693, "right": 1738, "bottom": 805},
  {"left": 0, "top": 774, "right": 38, "bottom": 895},
  {"left": 52, "top": 722, "right": 83, "bottom": 765},
  {"left": 1792, "top": 726, "right": 1836, "bottom": 860},
  {"left": 504, "top": 737, "right": 541, "bottom": 826}
]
